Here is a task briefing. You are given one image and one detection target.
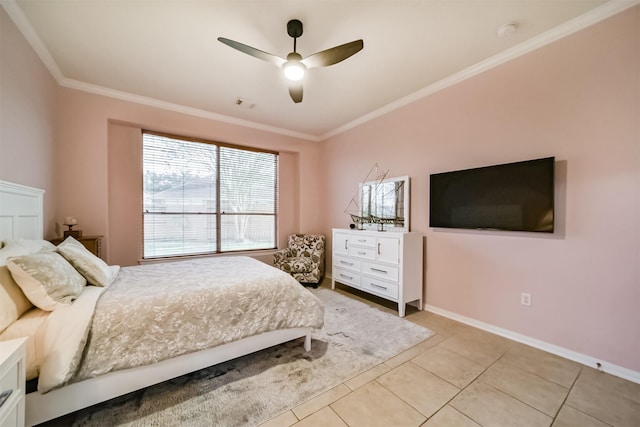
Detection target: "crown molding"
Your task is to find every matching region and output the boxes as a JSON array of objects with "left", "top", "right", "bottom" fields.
[
  {"left": 1, "top": 0, "right": 63, "bottom": 81},
  {"left": 0, "top": 0, "right": 320, "bottom": 142},
  {"left": 321, "top": 0, "right": 640, "bottom": 140},
  {"left": 3, "top": 0, "right": 638, "bottom": 142},
  {"left": 59, "top": 78, "right": 321, "bottom": 142}
]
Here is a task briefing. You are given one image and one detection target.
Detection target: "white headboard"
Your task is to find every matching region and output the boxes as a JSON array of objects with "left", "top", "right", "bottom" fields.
[{"left": 0, "top": 180, "right": 45, "bottom": 243}]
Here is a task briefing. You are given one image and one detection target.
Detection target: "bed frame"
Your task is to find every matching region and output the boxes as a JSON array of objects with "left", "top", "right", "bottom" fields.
[{"left": 0, "top": 180, "right": 312, "bottom": 426}]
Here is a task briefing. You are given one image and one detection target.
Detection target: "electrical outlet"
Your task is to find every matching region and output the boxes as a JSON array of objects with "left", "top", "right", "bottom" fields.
[{"left": 521, "top": 292, "right": 532, "bottom": 306}]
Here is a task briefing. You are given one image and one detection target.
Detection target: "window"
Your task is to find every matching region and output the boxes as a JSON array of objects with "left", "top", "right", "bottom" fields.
[{"left": 143, "top": 132, "right": 277, "bottom": 258}]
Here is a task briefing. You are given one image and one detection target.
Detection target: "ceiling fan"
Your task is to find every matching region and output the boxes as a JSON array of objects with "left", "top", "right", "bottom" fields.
[{"left": 218, "top": 19, "right": 363, "bottom": 103}]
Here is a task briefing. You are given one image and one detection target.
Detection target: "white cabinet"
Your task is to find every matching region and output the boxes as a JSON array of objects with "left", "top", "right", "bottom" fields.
[
  {"left": 0, "top": 338, "right": 26, "bottom": 427},
  {"left": 331, "top": 228, "right": 423, "bottom": 317}
]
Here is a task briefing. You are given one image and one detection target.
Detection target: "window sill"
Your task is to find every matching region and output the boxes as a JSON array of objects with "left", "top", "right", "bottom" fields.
[{"left": 138, "top": 249, "right": 280, "bottom": 265}]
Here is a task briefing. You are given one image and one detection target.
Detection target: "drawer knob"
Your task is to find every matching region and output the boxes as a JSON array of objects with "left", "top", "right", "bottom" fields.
[
  {"left": 370, "top": 267, "right": 387, "bottom": 274},
  {"left": 371, "top": 283, "right": 387, "bottom": 290}
]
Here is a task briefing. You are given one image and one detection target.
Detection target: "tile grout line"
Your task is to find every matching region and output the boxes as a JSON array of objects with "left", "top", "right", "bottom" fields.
[
  {"left": 473, "top": 350, "right": 565, "bottom": 424},
  {"left": 439, "top": 338, "right": 593, "bottom": 425},
  {"left": 286, "top": 331, "right": 436, "bottom": 425},
  {"left": 549, "top": 364, "right": 584, "bottom": 426},
  {"left": 554, "top": 366, "right": 617, "bottom": 427},
  {"left": 374, "top": 333, "right": 510, "bottom": 426}
]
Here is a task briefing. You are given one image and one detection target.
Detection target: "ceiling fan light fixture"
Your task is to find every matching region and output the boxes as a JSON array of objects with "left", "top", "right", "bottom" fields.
[
  {"left": 283, "top": 52, "right": 306, "bottom": 81},
  {"left": 218, "top": 19, "right": 363, "bottom": 102},
  {"left": 284, "top": 62, "right": 305, "bottom": 81}
]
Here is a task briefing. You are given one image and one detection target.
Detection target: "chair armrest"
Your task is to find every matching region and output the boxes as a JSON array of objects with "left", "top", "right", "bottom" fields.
[{"left": 273, "top": 248, "right": 293, "bottom": 266}]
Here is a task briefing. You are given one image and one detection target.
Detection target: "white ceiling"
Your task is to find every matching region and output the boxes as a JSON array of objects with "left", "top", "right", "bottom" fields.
[{"left": 4, "top": 0, "right": 632, "bottom": 140}]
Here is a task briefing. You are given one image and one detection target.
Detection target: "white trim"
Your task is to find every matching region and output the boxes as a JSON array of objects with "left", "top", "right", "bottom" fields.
[
  {"left": 0, "top": 0, "right": 319, "bottom": 142},
  {"left": 59, "top": 78, "right": 322, "bottom": 142},
  {"left": 321, "top": 0, "right": 640, "bottom": 139},
  {"left": 2, "top": 0, "right": 638, "bottom": 141},
  {"left": 0, "top": 0, "right": 64, "bottom": 82},
  {"left": 424, "top": 304, "right": 640, "bottom": 385}
]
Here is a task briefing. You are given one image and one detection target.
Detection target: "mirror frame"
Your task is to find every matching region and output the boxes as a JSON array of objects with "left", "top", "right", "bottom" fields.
[{"left": 359, "top": 175, "right": 410, "bottom": 232}]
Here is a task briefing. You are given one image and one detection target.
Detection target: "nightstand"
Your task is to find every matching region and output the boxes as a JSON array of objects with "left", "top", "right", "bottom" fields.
[
  {"left": 0, "top": 338, "right": 26, "bottom": 427},
  {"left": 50, "top": 235, "right": 103, "bottom": 259}
]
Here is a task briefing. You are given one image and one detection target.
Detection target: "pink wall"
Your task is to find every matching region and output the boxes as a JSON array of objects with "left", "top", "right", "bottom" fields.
[
  {"left": 3, "top": 2, "right": 639, "bottom": 375},
  {"left": 0, "top": 7, "right": 58, "bottom": 237},
  {"left": 55, "top": 88, "right": 324, "bottom": 265},
  {"left": 322, "top": 7, "right": 640, "bottom": 372}
]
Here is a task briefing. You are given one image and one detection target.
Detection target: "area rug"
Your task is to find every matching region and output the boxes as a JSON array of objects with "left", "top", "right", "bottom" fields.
[{"left": 70, "top": 288, "right": 433, "bottom": 426}]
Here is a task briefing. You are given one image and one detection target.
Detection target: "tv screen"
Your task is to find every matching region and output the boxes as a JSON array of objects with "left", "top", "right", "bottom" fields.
[{"left": 429, "top": 157, "right": 555, "bottom": 233}]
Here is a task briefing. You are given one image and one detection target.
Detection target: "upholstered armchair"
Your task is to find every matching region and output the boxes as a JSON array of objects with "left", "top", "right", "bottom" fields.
[{"left": 273, "top": 234, "right": 325, "bottom": 287}]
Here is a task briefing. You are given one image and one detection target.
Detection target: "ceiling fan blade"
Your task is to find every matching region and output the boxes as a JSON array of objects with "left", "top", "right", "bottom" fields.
[
  {"left": 301, "top": 39, "right": 364, "bottom": 69},
  {"left": 288, "top": 82, "right": 303, "bottom": 103},
  {"left": 217, "top": 37, "right": 286, "bottom": 67}
]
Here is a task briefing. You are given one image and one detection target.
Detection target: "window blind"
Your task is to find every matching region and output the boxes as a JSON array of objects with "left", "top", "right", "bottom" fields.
[{"left": 143, "top": 132, "right": 277, "bottom": 258}]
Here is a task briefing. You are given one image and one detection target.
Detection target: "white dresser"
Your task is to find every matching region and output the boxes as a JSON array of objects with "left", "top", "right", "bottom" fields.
[
  {"left": 0, "top": 338, "right": 26, "bottom": 427},
  {"left": 331, "top": 228, "right": 423, "bottom": 317}
]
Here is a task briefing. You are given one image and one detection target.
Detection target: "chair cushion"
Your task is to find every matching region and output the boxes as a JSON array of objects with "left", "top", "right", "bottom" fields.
[{"left": 282, "top": 257, "right": 313, "bottom": 274}]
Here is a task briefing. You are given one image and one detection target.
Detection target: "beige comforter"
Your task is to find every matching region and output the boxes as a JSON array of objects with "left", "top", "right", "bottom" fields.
[{"left": 38, "top": 256, "right": 324, "bottom": 392}]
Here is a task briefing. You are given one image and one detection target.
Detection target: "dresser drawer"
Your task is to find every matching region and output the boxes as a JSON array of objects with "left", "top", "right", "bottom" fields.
[
  {"left": 333, "top": 267, "right": 361, "bottom": 288},
  {"left": 0, "top": 363, "right": 18, "bottom": 396},
  {"left": 348, "top": 246, "right": 376, "bottom": 260},
  {"left": 0, "top": 338, "right": 25, "bottom": 427},
  {"left": 349, "top": 235, "right": 376, "bottom": 248},
  {"left": 333, "top": 256, "right": 361, "bottom": 273},
  {"left": 361, "top": 276, "right": 399, "bottom": 300},
  {"left": 362, "top": 261, "right": 399, "bottom": 282},
  {"left": 0, "top": 403, "right": 18, "bottom": 427},
  {"left": 332, "top": 228, "right": 424, "bottom": 318}
]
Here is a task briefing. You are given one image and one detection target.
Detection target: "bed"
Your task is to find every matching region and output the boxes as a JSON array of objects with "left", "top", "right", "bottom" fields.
[{"left": 0, "top": 180, "right": 325, "bottom": 426}]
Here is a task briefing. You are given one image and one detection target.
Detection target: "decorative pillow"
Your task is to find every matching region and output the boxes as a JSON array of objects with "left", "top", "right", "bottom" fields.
[
  {"left": 0, "top": 239, "right": 56, "bottom": 265},
  {"left": 7, "top": 239, "right": 56, "bottom": 254},
  {"left": 6, "top": 252, "right": 86, "bottom": 311},
  {"left": 0, "top": 241, "right": 32, "bottom": 266},
  {"left": 0, "top": 265, "right": 33, "bottom": 333},
  {"left": 56, "top": 236, "right": 119, "bottom": 287}
]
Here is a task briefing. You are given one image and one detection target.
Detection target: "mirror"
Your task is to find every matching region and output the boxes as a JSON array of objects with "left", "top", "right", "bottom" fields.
[{"left": 358, "top": 176, "right": 410, "bottom": 232}]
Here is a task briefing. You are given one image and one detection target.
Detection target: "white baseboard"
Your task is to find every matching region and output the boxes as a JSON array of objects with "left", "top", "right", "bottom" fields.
[{"left": 424, "top": 304, "right": 640, "bottom": 385}]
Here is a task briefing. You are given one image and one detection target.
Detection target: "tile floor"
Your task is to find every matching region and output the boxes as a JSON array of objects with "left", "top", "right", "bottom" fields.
[{"left": 260, "top": 282, "right": 640, "bottom": 427}]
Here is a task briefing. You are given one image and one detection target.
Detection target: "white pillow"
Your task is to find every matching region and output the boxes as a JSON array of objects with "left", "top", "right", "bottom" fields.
[
  {"left": 9, "top": 239, "right": 56, "bottom": 254},
  {"left": 0, "top": 241, "right": 32, "bottom": 266},
  {"left": 0, "top": 240, "right": 56, "bottom": 266},
  {"left": 56, "top": 236, "right": 119, "bottom": 287},
  {"left": 0, "top": 265, "right": 33, "bottom": 333},
  {"left": 7, "top": 252, "right": 86, "bottom": 311}
]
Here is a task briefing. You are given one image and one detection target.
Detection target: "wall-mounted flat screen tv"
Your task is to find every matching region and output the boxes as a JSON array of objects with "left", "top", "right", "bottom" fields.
[{"left": 429, "top": 157, "right": 555, "bottom": 233}]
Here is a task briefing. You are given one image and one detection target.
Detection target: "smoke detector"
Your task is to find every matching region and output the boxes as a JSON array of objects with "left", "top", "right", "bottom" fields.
[{"left": 497, "top": 23, "right": 517, "bottom": 38}]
